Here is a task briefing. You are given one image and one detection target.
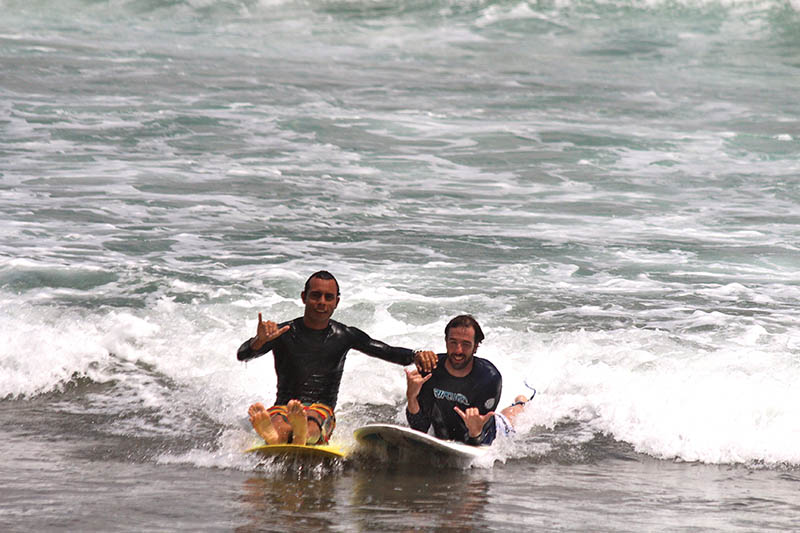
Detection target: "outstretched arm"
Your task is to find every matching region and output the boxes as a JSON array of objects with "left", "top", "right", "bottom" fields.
[
  {"left": 350, "top": 326, "right": 437, "bottom": 371},
  {"left": 237, "top": 313, "right": 289, "bottom": 361}
]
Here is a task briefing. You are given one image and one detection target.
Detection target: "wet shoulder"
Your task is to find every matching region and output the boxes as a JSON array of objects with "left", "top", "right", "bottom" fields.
[
  {"left": 328, "top": 319, "right": 364, "bottom": 340},
  {"left": 328, "top": 319, "right": 347, "bottom": 334},
  {"left": 473, "top": 356, "right": 501, "bottom": 379},
  {"left": 281, "top": 317, "right": 303, "bottom": 337}
]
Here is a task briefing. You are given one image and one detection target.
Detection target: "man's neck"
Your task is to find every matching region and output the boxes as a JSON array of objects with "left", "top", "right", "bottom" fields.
[{"left": 303, "top": 315, "right": 330, "bottom": 330}]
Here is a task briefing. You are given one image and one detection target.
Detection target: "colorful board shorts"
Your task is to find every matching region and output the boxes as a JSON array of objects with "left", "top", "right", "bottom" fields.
[{"left": 267, "top": 403, "right": 336, "bottom": 444}]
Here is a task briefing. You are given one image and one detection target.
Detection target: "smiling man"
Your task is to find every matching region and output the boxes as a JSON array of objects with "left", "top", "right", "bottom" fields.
[
  {"left": 405, "top": 315, "right": 503, "bottom": 445},
  {"left": 237, "top": 270, "right": 436, "bottom": 445}
]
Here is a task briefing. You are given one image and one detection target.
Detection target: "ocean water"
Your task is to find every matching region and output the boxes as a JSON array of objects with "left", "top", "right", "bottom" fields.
[{"left": 2, "top": 0, "right": 800, "bottom": 530}]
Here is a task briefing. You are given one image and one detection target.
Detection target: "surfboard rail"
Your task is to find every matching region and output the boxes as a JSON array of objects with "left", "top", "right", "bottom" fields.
[
  {"left": 353, "top": 423, "right": 488, "bottom": 462},
  {"left": 245, "top": 442, "right": 346, "bottom": 460}
]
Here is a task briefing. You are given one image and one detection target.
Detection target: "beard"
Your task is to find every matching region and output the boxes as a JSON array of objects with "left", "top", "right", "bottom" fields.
[{"left": 446, "top": 352, "right": 473, "bottom": 371}]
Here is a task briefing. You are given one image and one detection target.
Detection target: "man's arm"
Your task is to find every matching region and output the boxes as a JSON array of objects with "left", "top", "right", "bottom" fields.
[
  {"left": 405, "top": 368, "right": 432, "bottom": 433},
  {"left": 464, "top": 370, "right": 503, "bottom": 445},
  {"left": 349, "top": 327, "right": 437, "bottom": 371},
  {"left": 237, "top": 337, "right": 269, "bottom": 361},
  {"left": 449, "top": 362, "right": 503, "bottom": 445},
  {"left": 456, "top": 407, "right": 496, "bottom": 445},
  {"left": 236, "top": 313, "right": 289, "bottom": 361}
]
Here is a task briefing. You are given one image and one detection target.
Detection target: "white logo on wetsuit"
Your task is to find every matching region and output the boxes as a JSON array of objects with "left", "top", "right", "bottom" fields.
[{"left": 433, "top": 387, "right": 469, "bottom": 406}]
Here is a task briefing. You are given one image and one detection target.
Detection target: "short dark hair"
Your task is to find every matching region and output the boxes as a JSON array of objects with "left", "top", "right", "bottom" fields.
[
  {"left": 444, "top": 315, "right": 484, "bottom": 346},
  {"left": 304, "top": 270, "right": 340, "bottom": 295}
]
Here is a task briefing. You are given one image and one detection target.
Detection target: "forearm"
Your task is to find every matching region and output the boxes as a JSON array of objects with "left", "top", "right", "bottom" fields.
[
  {"left": 361, "top": 339, "right": 415, "bottom": 365},
  {"left": 406, "top": 394, "right": 421, "bottom": 415},
  {"left": 466, "top": 423, "right": 490, "bottom": 445},
  {"left": 406, "top": 407, "right": 430, "bottom": 433},
  {"left": 236, "top": 337, "right": 272, "bottom": 361}
]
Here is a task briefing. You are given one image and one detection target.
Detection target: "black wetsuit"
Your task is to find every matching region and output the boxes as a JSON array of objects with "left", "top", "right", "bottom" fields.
[
  {"left": 406, "top": 354, "right": 502, "bottom": 445},
  {"left": 237, "top": 317, "right": 414, "bottom": 409}
]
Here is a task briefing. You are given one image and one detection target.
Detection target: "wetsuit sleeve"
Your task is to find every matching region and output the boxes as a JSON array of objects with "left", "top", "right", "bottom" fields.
[
  {"left": 468, "top": 369, "right": 503, "bottom": 445},
  {"left": 406, "top": 358, "right": 441, "bottom": 435},
  {"left": 348, "top": 326, "right": 415, "bottom": 365},
  {"left": 406, "top": 406, "right": 431, "bottom": 433},
  {"left": 236, "top": 337, "right": 276, "bottom": 361},
  {"left": 237, "top": 319, "right": 294, "bottom": 362}
]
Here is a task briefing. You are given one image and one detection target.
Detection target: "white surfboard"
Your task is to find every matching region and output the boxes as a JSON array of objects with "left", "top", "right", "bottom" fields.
[{"left": 353, "top": 423, "right": 487, "bottom": 465}]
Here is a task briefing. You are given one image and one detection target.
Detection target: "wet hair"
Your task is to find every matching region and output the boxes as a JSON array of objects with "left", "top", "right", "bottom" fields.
[
  {"left": 444, "top": 314, "right": 484, "bottom": 346},
  {"left": 304, "top": 270, "right": 340, "bottom": 295}
]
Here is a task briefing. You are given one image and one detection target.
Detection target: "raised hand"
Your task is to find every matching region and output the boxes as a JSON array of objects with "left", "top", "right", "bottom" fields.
[
  {"left": 454, "top": 406, "right": 494, "bottom": 439},
  {"left": 405, "top": 368, "right": 432, "bottom": 399},
  {"left": 251, "top": 312, "right": 290, "bottom": 350},
  {"left": 404, "top": 367, "right": 432, "bottom": 415}
]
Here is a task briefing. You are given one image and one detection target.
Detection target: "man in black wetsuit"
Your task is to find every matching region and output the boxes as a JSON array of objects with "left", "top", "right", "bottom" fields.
[
  {"left": 237, "top": 270, "right": 437, "bottom": 445},
  {"left": 405, "top": 315, "right": 503, "bottom": 445}
]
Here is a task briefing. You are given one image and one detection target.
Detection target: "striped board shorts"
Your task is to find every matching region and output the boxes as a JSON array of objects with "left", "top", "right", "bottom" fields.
[{"left": 267, "top": 403, "right": 336, "bottom": 444}]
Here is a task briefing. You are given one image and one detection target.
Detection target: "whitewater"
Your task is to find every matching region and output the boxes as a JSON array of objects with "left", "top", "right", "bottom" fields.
[{"left": 2, "top": 0, "right": 799, "bottom": 530}]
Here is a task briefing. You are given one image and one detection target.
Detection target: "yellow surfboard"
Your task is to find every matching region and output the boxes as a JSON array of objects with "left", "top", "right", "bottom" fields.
[{"left": 245, "top": 443, "right": 346, "bottom": 460}]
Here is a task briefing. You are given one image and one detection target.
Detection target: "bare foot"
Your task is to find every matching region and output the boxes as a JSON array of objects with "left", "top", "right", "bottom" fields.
[
  {"left": 286, "top": 400, "right": 308, "bottom": 445},
  {"left": 248, "top": 403, "right": 279, "bottom": 444}
]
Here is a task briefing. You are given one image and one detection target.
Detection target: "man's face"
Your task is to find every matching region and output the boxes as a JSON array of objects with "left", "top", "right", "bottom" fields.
[
  {"left": 445, "top": 326, "right": 477, "bottom": 372},
  {"left": 302, "top": 277, "right": 339, "bottom": 321}
]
